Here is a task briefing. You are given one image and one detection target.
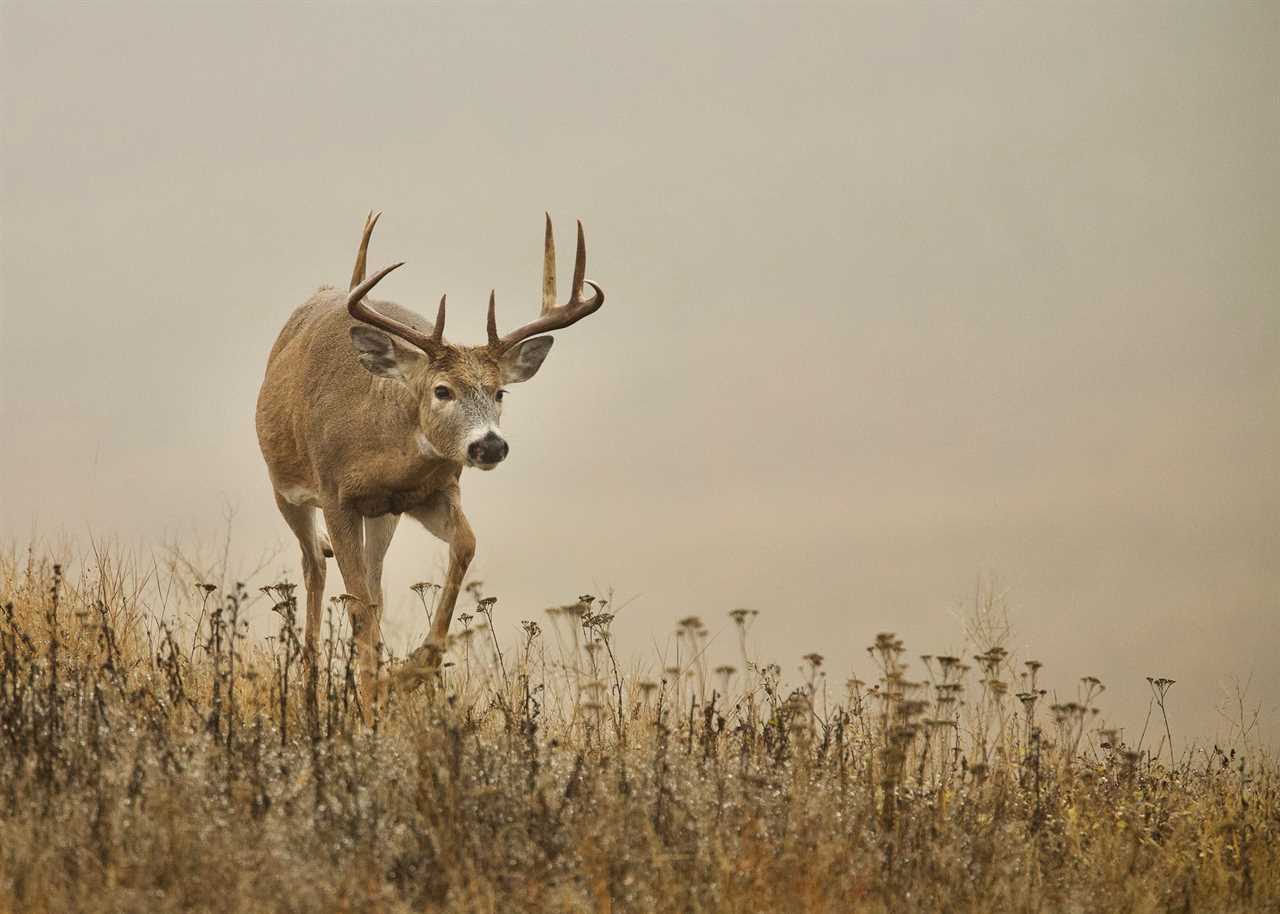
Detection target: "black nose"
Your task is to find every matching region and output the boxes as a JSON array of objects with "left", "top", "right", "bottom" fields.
[{"left": 468, "top": 432, "right": 508, "bottom": 465}]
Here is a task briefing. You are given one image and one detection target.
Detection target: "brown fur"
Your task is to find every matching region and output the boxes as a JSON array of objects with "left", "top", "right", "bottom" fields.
[
  {"left": 258, "top": 287, "right": 505, "bottom": 509},
  {"left": 255, "top": 215, "right": 603, "bottom": 707},
  {"left": 255, "top": 287, "right": 504, "bottom": 702}
]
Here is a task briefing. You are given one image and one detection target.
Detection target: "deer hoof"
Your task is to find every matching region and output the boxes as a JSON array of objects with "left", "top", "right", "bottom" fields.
[{"left": 390, "top": 643, "right": 445, "bottom": 693}]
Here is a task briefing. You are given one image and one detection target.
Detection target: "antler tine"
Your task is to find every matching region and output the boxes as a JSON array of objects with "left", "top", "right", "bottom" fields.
[
  {"left": 347, "top": 262, "right": 441, "bottom": 354},
  {"left": 542, "top": 213, "right": 556, "bottom": 314},
  {"left": 433, "top": 295, "right": 448, "bottom": 345},
  {"left": 349, "top": 211, "right": 382, "bottom": 291},
  {"left": 487, "top": 290, "right": 499, "bottom": 347},
  {"left": 570, "top": 220, "right": 587, "bottom": 304},
  {"left": 349, "top": 261, "right": 403, "bottom": 305},
  {"left": 489, "top": 216, "right": 606, "bottom": 354}
]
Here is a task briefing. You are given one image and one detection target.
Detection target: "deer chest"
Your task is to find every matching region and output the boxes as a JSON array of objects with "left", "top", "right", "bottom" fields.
[{"left": 348, "top": 485, "right": 441, "bottom": 518}]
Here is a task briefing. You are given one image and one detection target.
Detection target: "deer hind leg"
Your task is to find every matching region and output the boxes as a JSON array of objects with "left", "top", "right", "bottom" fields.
[
  {"left": 272, "top": 491, "right": 327, "bottom": 663},
  {"left": 322, "top": 504, "right": 384, "bottom": 713},
  {"left": 363, "top": 513, "right": 399, "bottom": 624}
]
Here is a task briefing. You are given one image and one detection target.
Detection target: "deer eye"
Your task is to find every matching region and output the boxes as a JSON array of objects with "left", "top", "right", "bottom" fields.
[
  {"left": 495, "top": 389, "right": 506, "bottom": 403},
  {"left": 433, "top": 386, "right": 453, "bottom": 401}
]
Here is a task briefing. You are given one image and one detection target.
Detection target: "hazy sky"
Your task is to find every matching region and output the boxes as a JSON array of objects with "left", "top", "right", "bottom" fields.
[{"left": 2, "top": 2, "right": 1277, "bottom": 745}]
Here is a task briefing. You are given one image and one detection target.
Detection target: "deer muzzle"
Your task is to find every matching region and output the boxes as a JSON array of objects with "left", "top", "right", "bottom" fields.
[{"left": 467, "top": 431, "right": 509, "bottom": 469}]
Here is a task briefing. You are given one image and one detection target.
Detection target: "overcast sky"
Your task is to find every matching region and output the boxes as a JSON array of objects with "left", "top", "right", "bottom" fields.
[{"left": 2, "top": 2, "right": 1276, "bottom": 745}]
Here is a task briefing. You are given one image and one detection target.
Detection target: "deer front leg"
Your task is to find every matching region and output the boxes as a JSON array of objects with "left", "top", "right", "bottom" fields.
[
  {"left": 321, "top": 503, "right": 386, "bottom": 711},
  {"left": 393, "top": 486, "right": 475, "bottom": 690}
]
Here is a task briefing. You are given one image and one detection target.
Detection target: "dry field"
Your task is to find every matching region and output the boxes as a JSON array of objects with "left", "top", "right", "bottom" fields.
[{"left": 0, "top": 545, "right": 1275, "bottom": 914}]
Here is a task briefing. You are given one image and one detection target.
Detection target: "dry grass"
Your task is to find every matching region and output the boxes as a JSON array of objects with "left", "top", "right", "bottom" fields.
[{"left": 0, "top": 544, "right": 1276, "bottom": 913}]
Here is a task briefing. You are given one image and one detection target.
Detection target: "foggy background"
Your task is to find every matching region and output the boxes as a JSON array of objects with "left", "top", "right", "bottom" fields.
[{"left": 2, "top": 2, "right": 1277, "bottom": 746}]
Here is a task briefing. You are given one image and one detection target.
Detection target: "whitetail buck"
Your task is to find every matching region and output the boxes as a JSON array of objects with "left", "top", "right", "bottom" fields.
[{"left": 255, "top": 213, "right": 605, "bottom": 699}]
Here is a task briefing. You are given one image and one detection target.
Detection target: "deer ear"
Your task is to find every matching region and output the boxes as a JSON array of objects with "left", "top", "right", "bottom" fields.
[
  {"left": 350, "top": 326, "right": 423, "bottom": 382},
  {"left": 499, "top": 336, "right": 554, "bottom": 384}
]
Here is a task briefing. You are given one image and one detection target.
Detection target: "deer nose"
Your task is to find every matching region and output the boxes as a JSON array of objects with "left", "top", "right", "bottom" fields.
[{"left": 468, "top": 432, "right": 508, "bottom": 466}]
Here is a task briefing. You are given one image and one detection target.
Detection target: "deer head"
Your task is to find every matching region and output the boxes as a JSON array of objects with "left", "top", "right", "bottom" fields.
[{"left": 343, "top": 213, "right": 605, "bottom": 470}]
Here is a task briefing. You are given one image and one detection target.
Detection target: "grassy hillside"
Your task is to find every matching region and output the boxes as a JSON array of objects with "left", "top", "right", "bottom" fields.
[{"left": 0, "top": 547, "right": 1275, "bottom": 913}]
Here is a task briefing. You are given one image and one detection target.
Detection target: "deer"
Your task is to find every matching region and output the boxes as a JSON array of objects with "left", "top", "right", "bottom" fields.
[{"left": 255, "top": 212, "right": 605, "bottom": 702}]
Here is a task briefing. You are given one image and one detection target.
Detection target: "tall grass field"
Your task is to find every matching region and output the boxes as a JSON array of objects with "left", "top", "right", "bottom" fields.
[{"left": 0, "top": 545, "right": 1275, "bottom": 913}]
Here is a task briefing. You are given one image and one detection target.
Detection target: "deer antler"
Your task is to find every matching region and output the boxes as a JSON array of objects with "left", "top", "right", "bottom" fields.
[
  {"left": 346, "top": 215, "right": 448, "bottom": 353},
  {"left": 349, "top": 211, "right": 381, "bottom": 290},
  {"left": 487, "top": 214, "right": 605, "bottom": 353}
]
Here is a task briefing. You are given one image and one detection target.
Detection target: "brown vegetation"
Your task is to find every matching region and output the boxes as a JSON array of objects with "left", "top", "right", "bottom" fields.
[{"left": 0, "top": 546, "right": 1275, "bottom": 913}]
